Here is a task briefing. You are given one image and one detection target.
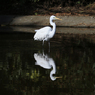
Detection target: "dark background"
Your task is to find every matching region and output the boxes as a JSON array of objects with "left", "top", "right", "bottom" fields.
[{"left": 0, "top": 0, "right": 95, "bottom": 15}]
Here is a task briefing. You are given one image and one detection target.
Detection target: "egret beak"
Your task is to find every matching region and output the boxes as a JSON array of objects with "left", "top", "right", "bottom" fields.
[
  {"left": 55, "top": 17, "right": 62, "bottom": 20},
  {"left": 55, "top": 76, "right": 62, "bottom": 79}
]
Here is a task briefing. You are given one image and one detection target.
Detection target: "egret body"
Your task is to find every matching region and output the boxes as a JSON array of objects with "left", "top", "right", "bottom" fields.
[
  {"left": 34, "top": 53, "right": 57, "bottom": 81},
  {"left": 34, "top": 15, "right": 62, "bottom": 46}
]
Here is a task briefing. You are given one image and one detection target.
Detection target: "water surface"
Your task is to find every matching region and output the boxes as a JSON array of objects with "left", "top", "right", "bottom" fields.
[{"left": 0, "top": 30, "right": 95, "bottom": 95}]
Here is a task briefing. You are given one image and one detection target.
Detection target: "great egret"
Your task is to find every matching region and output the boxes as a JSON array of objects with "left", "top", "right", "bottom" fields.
[
  {"left": 34, "top": 52, "right": 61, "bottom": 81},
  {"left": 34, "top": 15, "right": 62, "bottom": 46}
]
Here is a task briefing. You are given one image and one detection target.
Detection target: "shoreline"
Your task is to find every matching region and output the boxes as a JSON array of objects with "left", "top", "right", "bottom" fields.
[{"left": 0, "top": 15, "right": 95, "bottom": 27}]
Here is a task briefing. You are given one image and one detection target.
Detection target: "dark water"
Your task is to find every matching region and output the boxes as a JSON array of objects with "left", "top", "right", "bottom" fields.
[{"left": 0, "top": 32, "right": 95, "bottom": 95}]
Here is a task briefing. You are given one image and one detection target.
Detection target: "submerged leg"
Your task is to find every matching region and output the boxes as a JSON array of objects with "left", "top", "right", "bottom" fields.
[
  {"left": 48, "top": 40, "right": 50, "bottom": 52},
  {"left": 42, "top": 40, "right": 44, "bottom": 46},
  {"left": 42, "top": 40, "right": 44, "bottom": 51}
]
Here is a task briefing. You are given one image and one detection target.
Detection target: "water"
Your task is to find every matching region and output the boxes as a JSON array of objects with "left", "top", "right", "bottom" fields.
[{"left": 0, "top": 28, "right": 95, "bottom": 95}]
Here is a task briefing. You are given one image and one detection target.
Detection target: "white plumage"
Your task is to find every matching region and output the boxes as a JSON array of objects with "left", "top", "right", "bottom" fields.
[
  {"left": 34, "top": 26, "right": 51, "bottom": 41},
  {"left": 34, "top": 52, "right": 57, "bottom": 81},
  {"left": 34, "top": 15, "right": 62, "bottom": 45}
]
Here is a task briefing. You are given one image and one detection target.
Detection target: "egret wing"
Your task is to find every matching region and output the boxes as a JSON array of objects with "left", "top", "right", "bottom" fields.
[
  {"left": 34, "top": 26, "right": 52, "bottom": 41},
  {"left": 34, "top": 53, "right": 51, "bottom": 69}
]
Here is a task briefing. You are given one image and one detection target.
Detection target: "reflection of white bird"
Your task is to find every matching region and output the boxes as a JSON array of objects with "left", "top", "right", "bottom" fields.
[
  {"left": 34, "top": 53, "right": 58, "bottom": 81},
  {"left": 34, "top": 15, "right": 62, "bottom": 46}
]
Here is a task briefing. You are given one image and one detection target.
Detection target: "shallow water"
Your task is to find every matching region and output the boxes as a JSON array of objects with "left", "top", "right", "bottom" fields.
[{"left": 0, "top": 30, "right": 95, "bottom": 95}]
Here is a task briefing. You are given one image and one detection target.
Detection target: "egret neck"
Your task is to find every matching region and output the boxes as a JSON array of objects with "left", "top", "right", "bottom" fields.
[{"left": 49, "top": 18, "right": 56, "bottom": 38}]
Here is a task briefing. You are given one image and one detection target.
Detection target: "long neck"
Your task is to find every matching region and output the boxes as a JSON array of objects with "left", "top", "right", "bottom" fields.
[
  {"left": 49, "top": 19, "right": 56, "bottom": 38},
  {"left": 50, "top": 67, "right": 56, "bottom": 81},
  {"left": 49, "top": 59, "right": 56, "bottom": 81}
]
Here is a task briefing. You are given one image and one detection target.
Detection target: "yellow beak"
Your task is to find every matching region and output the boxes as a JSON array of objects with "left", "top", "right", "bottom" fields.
[
  {"left": 55, "top": 76, "right": 62, "bottom": 79},
  {"left": 55, "top": 17, "right": 62, "bottom": 20}
]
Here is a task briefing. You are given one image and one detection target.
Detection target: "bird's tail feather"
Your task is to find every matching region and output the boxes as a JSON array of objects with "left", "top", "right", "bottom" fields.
[{"left": 35, "top": 30, "right": 38, "bottom": 32}]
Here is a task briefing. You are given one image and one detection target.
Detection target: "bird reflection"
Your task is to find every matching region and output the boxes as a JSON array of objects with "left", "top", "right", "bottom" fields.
[{"left": 34, "top": 52, "right": 58, "bottom": 81}]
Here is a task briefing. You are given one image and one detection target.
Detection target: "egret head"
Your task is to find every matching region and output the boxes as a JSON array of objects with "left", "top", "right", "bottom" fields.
[
  {"left": 50, "top": 65, "right": 62, "bottom": 81},
  {"left": 50, "top": 74, "right": 62, "bottom": 81},
  {"left": 50, "top": 15, "right": 62, "bottom": 21}
]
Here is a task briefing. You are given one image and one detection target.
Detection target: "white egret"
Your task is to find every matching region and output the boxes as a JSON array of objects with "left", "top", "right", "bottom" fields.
[
  {"left": 34, "top": 52, "right": 62, "bottom": 81},
  {"left": 34, "top": 15, "right": 62, "bottom": 46}
]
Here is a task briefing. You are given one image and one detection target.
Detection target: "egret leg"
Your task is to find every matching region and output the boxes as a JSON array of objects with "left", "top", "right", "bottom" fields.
[
  {"left": 42, "top": 40, "right": 44, "bottom": 46},
  {"left": 48, "top": 40, "right": 50, "bottom": 52},
  {"left": 42, "top": 40, "right": 44, "bottom": 51},
  {"left": 42, "top": 49, "right": 44, "bottom": 56}
]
